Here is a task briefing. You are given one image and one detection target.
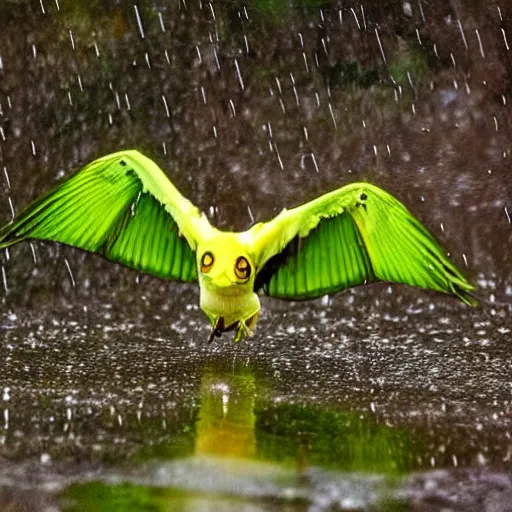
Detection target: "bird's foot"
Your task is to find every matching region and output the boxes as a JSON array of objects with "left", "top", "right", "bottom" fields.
[
  {"left": 207, "top": 317, "right": 225, "bottom": 343},
  {"left": 234, "top": 320, "right": 253, "bottom": 343}
]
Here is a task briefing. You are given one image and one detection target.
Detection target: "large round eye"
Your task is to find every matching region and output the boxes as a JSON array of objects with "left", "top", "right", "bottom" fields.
[
  {"left": 201, "top": 252, "right": 214, "bottom": 273},
  {"left": 234, "top": 256, "right": 251, "bottom": 281}
]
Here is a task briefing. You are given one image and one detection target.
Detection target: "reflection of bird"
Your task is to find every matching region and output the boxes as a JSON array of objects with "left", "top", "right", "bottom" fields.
[{"left": 0, "top": 150, "right": 475, "bottom": 342}]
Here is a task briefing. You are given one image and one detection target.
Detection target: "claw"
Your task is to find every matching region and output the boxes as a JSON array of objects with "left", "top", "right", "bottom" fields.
[{"left": 207, "top": 317, "right": 225, "bottom": 343}]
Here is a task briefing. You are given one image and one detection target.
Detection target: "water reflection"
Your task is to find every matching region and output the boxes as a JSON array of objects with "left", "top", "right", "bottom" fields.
[{"left": 62, "top": 363, "right": 414, "bottom": 510}]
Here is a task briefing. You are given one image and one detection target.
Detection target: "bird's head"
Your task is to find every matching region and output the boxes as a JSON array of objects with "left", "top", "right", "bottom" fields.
[{"left": 197, "top": 233, "right": 255, "bottom": 292}]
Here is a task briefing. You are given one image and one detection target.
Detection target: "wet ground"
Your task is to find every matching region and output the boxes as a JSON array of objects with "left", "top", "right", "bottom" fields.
[{"left": 0, "top": 0, "right": 511, "bottom": 510}]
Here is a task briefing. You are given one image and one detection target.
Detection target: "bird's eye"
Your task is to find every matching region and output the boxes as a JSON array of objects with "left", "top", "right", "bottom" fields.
[
  {"left": 235, "top": 256, "right": 251, "bottom": 281},
  {"left": 201, "top": 252, "right": 214, "bottom": 273}
]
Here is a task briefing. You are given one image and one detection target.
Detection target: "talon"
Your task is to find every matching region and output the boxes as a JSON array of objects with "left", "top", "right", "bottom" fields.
[{"left": 208, "top": 317, "right": 225, "bottom": 343}]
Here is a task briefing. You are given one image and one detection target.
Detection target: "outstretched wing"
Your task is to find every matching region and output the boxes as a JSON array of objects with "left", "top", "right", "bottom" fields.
[
  {"left": 0, "top": 150, "right": 214, "bottom": 281},
  {"left": 249, "top": 183, "right": 475, "bottom": 304}
]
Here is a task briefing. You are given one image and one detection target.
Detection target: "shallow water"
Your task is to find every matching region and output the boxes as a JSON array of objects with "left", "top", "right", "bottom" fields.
[{"left": 0, "top": 0, "right": 511, "bottom": 510}]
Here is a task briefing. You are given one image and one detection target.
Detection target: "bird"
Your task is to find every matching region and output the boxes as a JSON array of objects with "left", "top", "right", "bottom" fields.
[{"left": 0, "top": 150, "right": 475, "bottom": 342}]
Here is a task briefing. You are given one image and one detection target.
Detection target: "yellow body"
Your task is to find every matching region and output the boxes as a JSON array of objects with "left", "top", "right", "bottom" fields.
[{"left": 197, "top": 232, "right": 261, "bottom": 342}]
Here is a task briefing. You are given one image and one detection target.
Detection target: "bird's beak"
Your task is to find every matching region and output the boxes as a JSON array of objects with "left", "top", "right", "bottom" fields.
[{"left": 203, "top": 272, "right": 235, "bottom": 289}]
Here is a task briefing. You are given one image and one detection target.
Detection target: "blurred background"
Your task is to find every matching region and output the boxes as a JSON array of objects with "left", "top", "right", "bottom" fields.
[{"left": 0, "top": 1, "right": 511, "bottom": 510}]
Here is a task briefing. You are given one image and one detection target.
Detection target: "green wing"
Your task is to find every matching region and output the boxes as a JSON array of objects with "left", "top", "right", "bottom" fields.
[
  {"left": 250, "top": 183, "right": 475, "bottom": 304},
  {"left": 0, "top": 150, "right": 214, "bottom": 281}
]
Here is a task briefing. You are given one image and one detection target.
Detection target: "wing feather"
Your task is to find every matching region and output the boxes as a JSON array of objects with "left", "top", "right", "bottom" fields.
[
  {"left": 0, "top": 150, "right": 213, "bottom": 282},
  {"left": 250, "top": 183, "right": 475, "bottom": 304}
]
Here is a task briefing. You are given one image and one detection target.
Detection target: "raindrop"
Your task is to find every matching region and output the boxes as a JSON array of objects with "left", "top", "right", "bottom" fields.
[
  {"left": 298, "top": 32, "right": 304, "bottom": 48},
  {"left": 69, "top": 29, "right": 75, "bottom": 51},
  {"left": 440, "top": 222, "right": 445, "bottom": 233},
  {"left": 350, "top": 7, "right": 361, "bottom": 30},
  {"left": 462, "top": 253, "right": 468, "bottom": 267},
  {"left": 200, "top": 86, "right": 206, "bottom": 104},
  {"left": 93, "top": 41, "right": 100, "bottom": 57},
  {"left": 373, "top": 145, "right": 378, "bottom": 156},
  {"left": 502, "top": 28, "right": 510, "bottom": 51},
  {"left": 162, "top": 94, "right": 170, "bottom": 117},
  {"left": 124, "top": 93, "right": 131, "bottom": 111},
  {"left": 292, "top": 85, "right": 299, "bottom": 106},
  {"left": 321, "top": 37, "right": 328, "bottom": 56},
  {"left": 77, "top": 74, "right": 83, "bottom": 92},
  {"left": 7, "top": 197, "right": 15, "bottom": 221},
  {"left": 457, "top": 19, "right": 468, "bottom": 50},
  {"left": 165, "top": 49, "right": 171, "bottom": 65},
  {"left": 300, "top": 153, "right": 319, "bottom": 172},
  {"left": 3, "top": 408, "right": 8, "bottom": 429},
  {"left": 278, "top": 98, "right": 286, "bottom": 114},
  {"left": 375, "top": 28, "right": 387, "bottom": 64},
  {"left": 303, "top": 126, "right": 308, "bottom": 141},
  {"left": 302, "top": 52, "right": 309, "bottom": 73},
  {"left": 64, "top": 259, "right": 75, "bottom": 287},
  {"left": 228, "top": 98, "right": 236, "bottom": 117},
  {"left": 360, "top": 5, "right": 367, "bottom": 30},
  {"left": 108, "top": 113, "right": 113, "bottom": 125},
  {"left": 494, "top": 116, "right": 498, "bottom": 131},
  {"left": 134, "top": 5, "right": 145, "bottom": 39},
  {"left": 31, "top": 44, "right": 37, "bottom": 59},
  {"left": 208, "top": 1, "right": 215, "bottom": 21},
  {"left": 450, "top": 53, "right": 456, "bottom": 67},
  {"left": 407, "top": 71, "right": 416, "bottom": 92},
  {"left": 275, "top": 76, "right": 282, "bottom": 95},
  {"left": 0, "top": 56, "right": 3, "bottom": 71},
  {"left": 195, "top": 46, "right": 202, "bottom": 65},
  {"left": 416, "top": 28, "right": 422, "bottom": 45},
  {"left": 67, "top": 91, "right": 73, "bottom": 106},
  {"left": 497, "top": 5, "right": 503, "bottom": 21},
  {"left": 386, "top": 145, "right": 391, "bottom": 156},
  {"left": 243, "top": 35, "right": 249, "bottom": 55},
  {"left": 158, "top": 11, "right": 165, "bottom": 32},
  {"left": 2, "top": 167, "right": 10, "bottom": 189},
  {"left": 212, "top": 125, "right": 217, "bottom": 138},
  {"left": 162, "top": 142, "right": 167, "bottom": 155},
  {"left": 29, "top": 242, "right": 37, "bottom": 264},
  {"left": 505, "top": 206, "right": 511, "bottom": 224},
  {"left": 0, "top": 127, "right": 5, "bottom": 141},
  {"left": 475, "top": 28, "right": 485, "bottom": 58},
  {"left": 39, "top": 0, "right": 45, "bottom": 14},
  {"left": 54, "top": 0, "right": 60, "bottom": 10},
  {"left": 1, "top": 266, "right": 8, "bottom": 294},
  {"left": 273, "top": 142, "right": 283, "bottom": 169},
  {"left": 212, "top": 47, "right": 221, "bottom": 71},
  {"left": 114, "top": 91, "right": 120, "bottom": 110},
  {"left": 234, "top": 58, "right": 244, "bottom": 91},
  {"left": 30, "top": 140, "right": 36, "bottom": 156},
  {"left": 247, "top": 205, "right": 255, "bottom": 224},
  {"left": 418, "top": 0, "right": 425, "bottom": 22}
]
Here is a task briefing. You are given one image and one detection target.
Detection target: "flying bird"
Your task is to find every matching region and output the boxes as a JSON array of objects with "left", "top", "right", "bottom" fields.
[{"left": 0, "top": 150, "right": 475, "bottom": 342}]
